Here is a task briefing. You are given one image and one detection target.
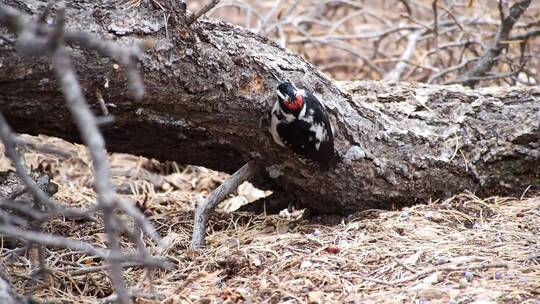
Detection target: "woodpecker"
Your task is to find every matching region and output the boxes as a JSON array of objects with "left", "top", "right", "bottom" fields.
[{"left": 269, "top": 81, "right": 336, "bottom": 168}]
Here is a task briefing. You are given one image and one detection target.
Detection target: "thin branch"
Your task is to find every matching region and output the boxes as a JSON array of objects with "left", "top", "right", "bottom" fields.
[
  {"left": 0, "top": 223, "right": 167, "bottom": 266},
  {"left": 0, "top": 111, "right": 56, "bottom": 212},
  {"left": 456, "top": 0, "right": 532, "bottom": 87},
  {"left": 191, "top": 161, "right": 258, "bottom": 249},
  {"left": 96, "top": 90, "right": 109, "bottom": 116},
  {"left": 256, "top": 0, "right": 284, "bottom": 34},
  {"left": 118, "top": 198, "right": 165, "bottom": 250},
  {"left": 287, "top": 26, "right": 421, "bottom": 44},
  {"left": 398, "top": 0, "right": 412, "bottom": 15},
  {"left": 260, "top": 0, "right": 302, "bottom": 36},
  {"left": 510, "top": 29, "right": 540, "bottom": 41},
  {"left": 389, "top": 262, "right": 508, "bottom": 286},
  {"left": 383, "top": 30, "right": 422, "bottom": 82},
  {"left": 443, "top": 69, "right": 521, "bottom": 85},
  {"left": 51, "top": 21, "right": 130, "bottom": 304},
  {"left": 432, "top": 0, "right": 441, "bottom": 65},
  {"left": 428, "top": 57, "right": 479, "bottom": 83},
  {"left": 187, "top": 0, "right": 220, "bottom": 26},
  {"left": 68, "top": 262, "right": 150, "bottom": 276}
]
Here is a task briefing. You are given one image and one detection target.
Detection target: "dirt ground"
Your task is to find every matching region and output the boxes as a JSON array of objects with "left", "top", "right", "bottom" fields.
[{"left": 1, "top": 134, "right": 538, "bottom": 303}]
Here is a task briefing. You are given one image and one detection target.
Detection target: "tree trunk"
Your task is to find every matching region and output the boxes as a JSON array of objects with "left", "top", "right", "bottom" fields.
[{"left": 1, "top": 1, "right": 538, "bottom": 214}]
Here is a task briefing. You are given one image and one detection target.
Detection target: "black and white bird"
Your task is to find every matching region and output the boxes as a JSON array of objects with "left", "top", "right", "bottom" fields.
[{"left": 269, "top": 81, "right": 336, "bottom": 168}]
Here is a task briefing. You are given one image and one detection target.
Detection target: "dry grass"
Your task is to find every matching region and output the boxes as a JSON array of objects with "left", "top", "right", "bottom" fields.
[{"left": 1, "top": 135, "right": 539, "bottom": 303}]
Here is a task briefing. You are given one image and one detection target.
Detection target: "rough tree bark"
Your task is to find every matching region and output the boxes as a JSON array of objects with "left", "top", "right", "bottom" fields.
[{"left": 0, "top": 1, "right": 538, "bottom": 214}]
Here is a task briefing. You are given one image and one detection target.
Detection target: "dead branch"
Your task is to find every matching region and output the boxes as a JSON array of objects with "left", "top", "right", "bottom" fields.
[
  {"left": 49, "top": 7, "right": 131, "bottom": 301},
  {"left": 187, "top": 0, "right": 220, "bottom": 26},
  {"left": 455, "top": 0, "right": 532, "bottom": 87},
  {"left": 384, "top": 30, "right": 423, "bottom": 82},
  {"left": 510, "top": 29, "right": 540, "bottom": 41},
  {"left": 98, "top": 289, "right": 165, "bottom": 304},
  {"left": 68, "top": 262, "right": 148, "bottom": 277},
  {"left": 388, "top": 262, "right": 508, "bottom": 286},
  {"left": 207, "top": 1, "right": 538, "bottom": 86},
  {"left": 0, "top": 3, "right": 169, "bottom": 303},
  {"left": 0, "top": 112, "right": 57, "bottom": 214},
  {"left": 191, "top": 161, "right": 258, "bottom": 249},
  {"left": 0, "top": 223, "right": 167, "bottom": 266}
]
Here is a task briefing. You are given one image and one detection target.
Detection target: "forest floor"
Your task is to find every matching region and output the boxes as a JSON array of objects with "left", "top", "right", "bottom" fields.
[{"left": 1, "top": 135, "right": 539, "bottom": 304}]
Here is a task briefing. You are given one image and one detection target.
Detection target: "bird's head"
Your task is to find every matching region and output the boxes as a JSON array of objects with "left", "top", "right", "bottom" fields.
[{"left": 276, "top": 81, "right": 304, "bottom": 113}]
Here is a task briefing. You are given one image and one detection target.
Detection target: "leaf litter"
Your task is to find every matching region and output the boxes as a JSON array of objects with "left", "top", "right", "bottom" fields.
[{"left": 0, "top": 134, "right": 538, "bottom": 303}]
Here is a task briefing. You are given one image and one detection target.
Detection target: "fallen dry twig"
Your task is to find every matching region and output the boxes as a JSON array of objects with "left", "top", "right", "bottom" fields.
[{"left": 191, "top": 160, "right": 258, "bottom": 249}]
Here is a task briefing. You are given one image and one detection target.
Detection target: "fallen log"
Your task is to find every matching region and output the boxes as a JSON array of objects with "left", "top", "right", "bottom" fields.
[{"left": 0, "top": 1, "right": 538, "bottom": 213}]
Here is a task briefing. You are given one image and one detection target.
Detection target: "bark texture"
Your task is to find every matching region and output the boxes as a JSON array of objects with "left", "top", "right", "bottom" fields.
[{"left": 1, "top": 1, "right": 539, "bottom": 213}]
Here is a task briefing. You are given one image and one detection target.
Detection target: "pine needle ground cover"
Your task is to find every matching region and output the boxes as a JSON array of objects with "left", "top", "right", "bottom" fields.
[{"left": 1, "top": 135, "right": 538, "bottom": 303}]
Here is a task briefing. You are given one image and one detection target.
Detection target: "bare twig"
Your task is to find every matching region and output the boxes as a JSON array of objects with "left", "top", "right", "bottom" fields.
[
  {"left": 119, "top": 198, "right": 165, "bottom": 249},
  {"left": 98, "top": 289, "right": 164, "bottom": 304},
  {"left": 428, "top": 57, "right": 479, "bottom": 83},
  {"left": 444, "top": 69, "right": 522, "bottom": 85},
  {"left": 68, "top": 262, "right": 151, "bottom": 276},
  {"left": 263, "top": 0, "right": 302, "bottom": 36},
  {"left": 0, "top": 223, "right": 166, "bottom": 265},
  {"left": 256, "top": 0, "right": 284, "bottom": 34},
  {"left": 50, "top": 9, "right": 130, "bottom": 303},
  {"left": 387, "top": 262, "right": 508, "bottom": 286},
  {"left": 456, "top": 0, "right": 532, "bottom": 87},
  {"left": 431, "top": 0, "right": 442, "bottom": 66},
  {"left": 398, "top": 0, "right": 412, "bottom": 15},
  {"left": 383, "top": 30, "right": 422, "bottom": 82},
  {"left": 510, "top": 29, "right": 540, "bottom": 41},
  {"left": 0, "top": 111, "right": 56, "bottom": 212},
  {"left": 191, "top": 161, "right": 258, "bottom": 249},
  {"left": 96, "top": 90, "right": 109, "bottom": 116},
  {"left": 187, "top": 0, "right": 220, "bottom": 26}
]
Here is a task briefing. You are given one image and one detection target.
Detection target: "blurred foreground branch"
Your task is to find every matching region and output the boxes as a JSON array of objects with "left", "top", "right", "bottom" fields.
[{"left": 0, "top": 3, "right": 168, "bottom": 303}]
